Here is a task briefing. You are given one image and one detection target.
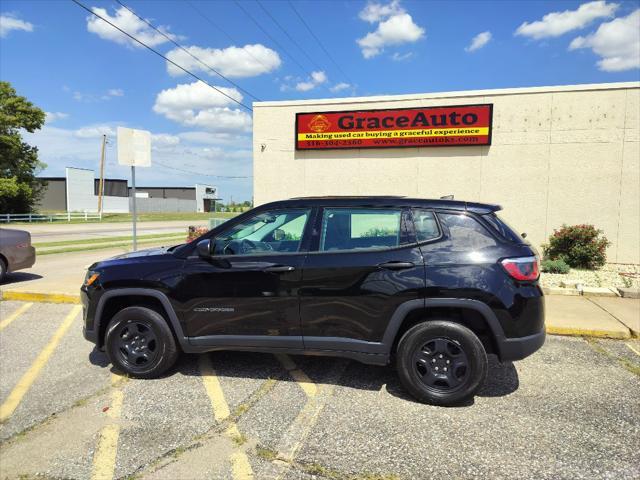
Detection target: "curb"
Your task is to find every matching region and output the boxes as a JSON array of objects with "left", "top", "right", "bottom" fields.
[
  {"left": 545, "top": 325, "right": 631, "bottom": 340},
  {"left": 0, "top": 290, "right": 81, "bottom": 304}
]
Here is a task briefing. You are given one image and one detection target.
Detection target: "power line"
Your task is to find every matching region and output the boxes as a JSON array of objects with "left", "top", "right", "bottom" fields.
[
  {"left": 115, "top": 0, "right": 261, "bottom": 102},
  {"left": 233, "top": 0, "right": 312, "bottom": 77},
  {"left": 287, "top": 0, "right": 354, "bottom": 86},
  {"left": 70, "top": 0, "right": 253, "bottom": 112},
  {"left": 255, "top": 0, "right": 323, "bottom": 73},
  {"left": 187, "top": 0, "right": 275, "bottom": 73},
  {"left": 154, "top": 160, "right": 252, "bottom": 179}
]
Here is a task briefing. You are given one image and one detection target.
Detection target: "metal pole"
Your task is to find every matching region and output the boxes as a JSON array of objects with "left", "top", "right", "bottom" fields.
[
  {"left": 97, "top": 134, "right": 106, "bottom": 214},
  {"left": 131, "top": 165, "right": 137, "bottom": 251}
]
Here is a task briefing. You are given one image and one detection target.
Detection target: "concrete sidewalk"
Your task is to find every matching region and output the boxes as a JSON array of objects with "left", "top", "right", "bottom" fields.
[{"left": 1, "top": 249, "right": 638, "bottom": 339}]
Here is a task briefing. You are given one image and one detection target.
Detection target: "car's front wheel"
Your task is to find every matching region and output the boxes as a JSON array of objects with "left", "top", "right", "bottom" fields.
[
  {"left": 396, "top": 320, "right": 487, "bottom": 405},
  {"left": 105, "top": 306, "right": 179, "bottom": 378}
]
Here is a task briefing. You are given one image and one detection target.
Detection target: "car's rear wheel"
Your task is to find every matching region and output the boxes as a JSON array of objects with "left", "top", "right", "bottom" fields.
[
  {"left": 396, "top": 320, "right": 487, "bottom": 406},
  {"left": 105, "top": 306, "right": 179, "bottom": 378}
]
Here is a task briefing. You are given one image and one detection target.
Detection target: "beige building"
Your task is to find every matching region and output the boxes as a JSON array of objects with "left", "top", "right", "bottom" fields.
[{"left": 253, "top": 82, "right": 640, "bottom": 264}]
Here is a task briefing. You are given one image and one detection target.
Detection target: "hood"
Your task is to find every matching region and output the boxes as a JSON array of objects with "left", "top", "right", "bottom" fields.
[{"left": 109, "top": 246, "right": 172, "bottom": 260}]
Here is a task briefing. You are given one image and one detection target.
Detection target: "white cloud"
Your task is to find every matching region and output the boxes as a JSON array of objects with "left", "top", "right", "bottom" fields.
[
  {"left": 391, "top": 52, "right": 413, "bottom": 61},
  {"left": 359, "top": 0, "right": 404, "bottom": 23},
  {"left": 515, "top": 1, "right": 618, "bottom": 39},
  {"left": 151, "top": 133, "right": 180, "bottom": 147},
  {"left": 0, "top": 14, "right": 33, "bottom": 37},
  {"left": 178, "top": 131, "right": 250, "bottom": 146},
  {"left": 74, "top": 124, "right": 117, "bottom": 138},
  {"left": 166, "top": 44, "right": 281, "bottom": 78},
  {"left": 357, "top": 2, "right": 425, "bottom": 59},
  {"left": 87, "top": 6, "right": 178, "bottom": 48},
  {"left": 294, "top": 70, "right": 328, "bottom": 92},
  {"left": 153, "top": 81, "right": 252, "bottom": 132},
  {"left": 569, "top": 9, "right": 640, "bottom": 71},
  {"left": 71, "top": 88, "right": 124, "bottom": 102},
  {"left": 45, "top": 112, "right": 69, "bottom": 123},
  {"left": 330, "top": 82, "right": 351, "bottom": 92},
  {"left": 465, "top": 31, "right": 492, "bottom": 52}
]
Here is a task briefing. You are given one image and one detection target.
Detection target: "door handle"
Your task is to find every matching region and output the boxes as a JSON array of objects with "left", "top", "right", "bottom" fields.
[
  {"left": 263, "top": 265, "right": 296, "bottom": 273},
  {"left": 377, "top": 261, "right": 415, "bottom": 270}
]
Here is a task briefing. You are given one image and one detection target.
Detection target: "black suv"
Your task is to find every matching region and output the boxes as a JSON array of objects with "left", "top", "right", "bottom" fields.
[{"left": 82, "top": 197, "right": 544, "bottom": 405}]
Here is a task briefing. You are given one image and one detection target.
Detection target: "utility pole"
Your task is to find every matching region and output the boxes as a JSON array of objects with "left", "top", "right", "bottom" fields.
[{"left": 97, "top": 134, "right": 106, "bottom": 214}]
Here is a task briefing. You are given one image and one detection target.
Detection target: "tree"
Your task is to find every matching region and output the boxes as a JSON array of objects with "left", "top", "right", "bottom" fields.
[{"left": 0, "top": 81, "right": 46, "bottom": 213}]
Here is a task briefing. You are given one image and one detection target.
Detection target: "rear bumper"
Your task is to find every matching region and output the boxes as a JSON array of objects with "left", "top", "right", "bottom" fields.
[{"left": 498, "top": 330, "right": 545, "bottom": 362}]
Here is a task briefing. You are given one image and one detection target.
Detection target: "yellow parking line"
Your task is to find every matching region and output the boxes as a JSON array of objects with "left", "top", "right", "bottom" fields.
[
  {"left": 91, "top": 374, "right": 125, "bottom": 480},
  {"left": 199, "top": 355, "right": 254, "bottom": 480},
  {"left": 275, "top": 354, "right": 317, "bottom": 398},
  {"left": 199, "top": 354, "right": 231, "bottom": 422},
  {"left": 626, "top": 343, "right": 640, "bottom": 356},
  {"left": 0, "top": 302, "right": 33, "bottom": 331},
  {"left": 0, "top": 304, "right": 81, "bottom": 422}
]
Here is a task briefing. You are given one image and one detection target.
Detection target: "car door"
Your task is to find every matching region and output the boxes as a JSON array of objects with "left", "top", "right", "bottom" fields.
[
  {"left": 299, "top": 206, "right": 426, "bottom": 350},
  {"left": 178, "top": 207, "right": 314, "bottom": 348}
]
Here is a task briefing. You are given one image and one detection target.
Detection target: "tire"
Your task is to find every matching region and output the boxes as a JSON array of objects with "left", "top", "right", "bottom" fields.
[
  {"left": 0, "top": 257, "right": 6, "bottom": 283},
  {"left": 105, "top": 306, "right": 179, "bottom": 379},
  {"left": 396, "top": 320, "right": 487, "bottom": 406}
]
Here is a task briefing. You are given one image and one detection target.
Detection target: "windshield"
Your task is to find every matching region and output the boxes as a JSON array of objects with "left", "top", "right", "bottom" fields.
[{"left": 482, "top": 213, "right": 524, "bottom": 243}]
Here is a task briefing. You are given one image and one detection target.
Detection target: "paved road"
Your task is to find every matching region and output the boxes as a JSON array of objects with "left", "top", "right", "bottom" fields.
[
  {"left": 0, "top": 243, "right": 178, "bottom": 295},
  {"left": 0, "top": 300, "right": 639, "bottom": 480},
  {"left": 12, "top": 220, "right": 209, "bottom": 243}
]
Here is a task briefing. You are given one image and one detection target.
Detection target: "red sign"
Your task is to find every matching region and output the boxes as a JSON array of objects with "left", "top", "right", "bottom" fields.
[{"left": 296, "top": 104, "right": 492, "bottom": 150}]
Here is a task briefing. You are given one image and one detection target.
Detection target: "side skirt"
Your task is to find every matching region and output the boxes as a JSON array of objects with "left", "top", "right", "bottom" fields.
[{"left": 186, "top": 335, "right": 389, "bottom": 366}]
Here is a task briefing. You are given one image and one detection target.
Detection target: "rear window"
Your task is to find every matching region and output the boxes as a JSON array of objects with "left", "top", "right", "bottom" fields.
[
  {"left": 482, "top": 213, "right": 523, "bottom": 243},
  {"left": 438, "top": 213, "right": 498, "bottom": 250}
]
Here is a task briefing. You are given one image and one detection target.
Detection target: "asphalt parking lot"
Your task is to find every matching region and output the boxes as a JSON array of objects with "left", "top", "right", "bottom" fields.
[{"left": 0, "top": 300, "right": 639, "bottom": 480}]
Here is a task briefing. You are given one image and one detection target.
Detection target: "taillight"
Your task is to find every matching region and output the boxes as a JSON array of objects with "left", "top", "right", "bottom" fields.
[{"left": 500, "top": 256, "right": 539, "bottom": 281}]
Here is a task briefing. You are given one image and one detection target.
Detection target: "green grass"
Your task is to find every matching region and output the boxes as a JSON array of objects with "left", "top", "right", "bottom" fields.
[
  {"left": 10, "top": 211, "right": 239, "bottom": 225},
  {"left": 34, "top": 232, "right": 186, "bottom": 248},
  {"left": 37, "top": 236, "right": 186, "bottom": 256}
]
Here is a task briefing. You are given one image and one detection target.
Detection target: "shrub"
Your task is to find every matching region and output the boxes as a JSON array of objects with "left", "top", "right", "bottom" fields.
[
  {"left": 187, "top": 225, "right": 208, "bottom": 242},
  {"left": 540, "top": 258, "right": 570, "bottom": 274},
  {"left": 542, "top": 224, "right": 610, "bottom": 270}
]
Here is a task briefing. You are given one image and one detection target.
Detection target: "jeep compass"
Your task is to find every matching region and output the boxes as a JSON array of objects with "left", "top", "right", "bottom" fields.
[{"left": 81, "top": 197, "right": 545, "bottom": 405}]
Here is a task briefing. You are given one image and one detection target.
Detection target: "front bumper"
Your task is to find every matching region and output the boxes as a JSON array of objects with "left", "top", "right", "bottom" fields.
[
  {"left": 498, "top": 330, "right": 546, "bottom": 362},
  {"left": 81, "top": 286, "right": 99, "bottom": 344}
]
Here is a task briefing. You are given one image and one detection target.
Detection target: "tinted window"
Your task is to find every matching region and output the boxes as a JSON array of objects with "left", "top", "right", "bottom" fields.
[
  {"left": 437, "top": 213, "right": 498, "bottom": 250},
  {"left": 320, "top": 208, "right": 402, "bottom": 252},
  {"left": 412, "top": 209, "right": 440, "bottom": 242},
  {"left": 482, "top": 213, "right": 523, "bottom": 243},
  {"left": 214, "top": 209, "right": 310, "bottom": 255}
]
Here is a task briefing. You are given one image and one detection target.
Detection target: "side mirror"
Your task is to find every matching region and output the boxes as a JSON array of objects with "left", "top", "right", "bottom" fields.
[
  {"left": 521, "top": 232, "right": 527, "bottom": 239},
  {"left": 196, "top": 239, "right": 212, "bottom": 258}
]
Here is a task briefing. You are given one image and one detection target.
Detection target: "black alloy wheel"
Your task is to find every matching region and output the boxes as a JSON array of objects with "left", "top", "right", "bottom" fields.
[
  {"left": 114, "top": 321, "right": 159, "bottom": 371},
  {"left": 413, "top": 337, "right": 469, "bottom": 391}
]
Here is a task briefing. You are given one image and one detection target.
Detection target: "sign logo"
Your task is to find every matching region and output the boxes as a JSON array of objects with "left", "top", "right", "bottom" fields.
[
  {"left": 296, "top": 105, "right": 493, "bottom": 150},
  {"left": 308, "top": 114, "right": 331, "bottom": 133}
]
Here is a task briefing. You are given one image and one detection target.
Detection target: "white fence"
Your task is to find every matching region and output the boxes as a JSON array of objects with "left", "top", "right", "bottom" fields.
[{"left": 0, "top": 212, "right": 103, "bottom": 223}]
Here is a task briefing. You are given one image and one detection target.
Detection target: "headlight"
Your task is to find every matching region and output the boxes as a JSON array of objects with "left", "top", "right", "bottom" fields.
[{"left": 84, "top": 270, "right": 100, "bottom": 286}]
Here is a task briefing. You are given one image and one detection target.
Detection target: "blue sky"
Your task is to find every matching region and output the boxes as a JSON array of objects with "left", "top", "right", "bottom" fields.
[{"left": 1, "top": 0, "right": 639, "bottom": 202}]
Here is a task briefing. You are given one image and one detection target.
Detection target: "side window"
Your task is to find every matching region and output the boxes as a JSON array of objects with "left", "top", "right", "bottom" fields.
[
  {"left": 214, "top": 209, "right": 310, "bottom": 255},
  {"left": 437, "top": 212, "right": 498, "bottom": 250},
  {"left": 412, "top": 209, "right": 440, "bottom": 242},
  {"left": 319, "top": 208, "right": 403, "bottom": 252}
]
